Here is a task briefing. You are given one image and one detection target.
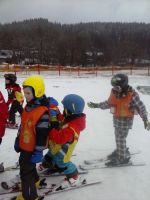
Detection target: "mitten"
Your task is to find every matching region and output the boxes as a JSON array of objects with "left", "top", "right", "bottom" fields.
[
  {"left": 87, "top": 102, "right": 100, "bottom": 108},
  {"left": 144, "top": 120, "right": 150, "bottom": 131},
  {"left": 31, "top": 150, "right": 43, "bottom": 163},
  {"left": 14, "top": 136, "right": 20, "bottom": 153}
]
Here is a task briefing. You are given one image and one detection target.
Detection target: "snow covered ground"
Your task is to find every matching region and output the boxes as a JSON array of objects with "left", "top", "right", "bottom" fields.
[{"left": 0, "top": 74, "right": 150, "bottom": 200}]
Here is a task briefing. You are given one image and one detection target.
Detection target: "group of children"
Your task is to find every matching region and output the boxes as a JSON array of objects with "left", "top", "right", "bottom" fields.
[{"left": 0, "top": 73, "right": 150, "bottom": 200}]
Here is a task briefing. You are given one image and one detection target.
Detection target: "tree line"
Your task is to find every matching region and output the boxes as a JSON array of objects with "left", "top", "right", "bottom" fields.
[{"left": 0, "top": 18, "right": 150, "bottom": 67}]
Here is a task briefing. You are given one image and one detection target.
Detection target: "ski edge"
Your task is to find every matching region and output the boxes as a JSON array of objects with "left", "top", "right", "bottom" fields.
[{"left": 79, "top": 162, "right": 146, "bottom": 170}]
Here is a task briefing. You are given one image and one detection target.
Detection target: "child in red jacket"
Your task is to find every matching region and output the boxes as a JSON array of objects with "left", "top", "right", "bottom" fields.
[
  {"left": 4, "top": 74, "right": 24, "bottom": 128},
  {"left": 0, "top": 91, "right": 8, "bottom": 144},
  {"left": 38, "top": 94, "right": 86, "bottom": 189},
  {"left": 0, "top": 91, "right": 8, "bottom": 172}
]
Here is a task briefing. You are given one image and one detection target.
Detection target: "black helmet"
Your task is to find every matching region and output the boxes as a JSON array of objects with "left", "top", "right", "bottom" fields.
[
  {"left": 111, "top": 73, "right": 128, "bottom": 90},
  {"left": 4, "top": 73, "right": 17, "bottom": 83}
]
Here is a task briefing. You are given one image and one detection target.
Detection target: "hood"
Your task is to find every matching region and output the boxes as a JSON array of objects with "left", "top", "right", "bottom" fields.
[{"left": 69, "top": 113, "right": 86, "bottom": 133}]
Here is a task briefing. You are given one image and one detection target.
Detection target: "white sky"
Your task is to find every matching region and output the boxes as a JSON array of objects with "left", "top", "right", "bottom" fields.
[{"left": 0, "top": 0, "right": 150, "bottom": 24}]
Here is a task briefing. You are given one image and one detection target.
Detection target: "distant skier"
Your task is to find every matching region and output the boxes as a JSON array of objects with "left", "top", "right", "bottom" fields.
[
  {"left": 0, "top": 91, "right": 8, "bottom": 172},
  {"left": 14, "top": 75, "right": 50, "bottom": 200},
  {"left": 88, "top": 73, "right": 150, "bottom": 166},
  {"left": 38, "top": 94, "right": 86, "bottom": 189},
  {"left": 4, "top": 73, "right": 24, "bottom": 129}
]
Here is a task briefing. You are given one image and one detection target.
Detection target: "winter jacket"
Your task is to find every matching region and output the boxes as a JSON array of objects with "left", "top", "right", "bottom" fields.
[
  {"left": 108, "top": 90, "right": 135, "bottom": 117},
  {"left": 19, "top": 106, "right": 49, "bottom": 152},
  {"left": 0, "top": 91, "right": 8, "bottom": 138},
  {"left": 18, "top": 97, "right": 50, "bottom": 152},
  {"left": 99, "top": 87, "right": 148, "bottom": 129},
  {"left": 5, "top": 83, "right": 24, "bottom": 106},
  {"left": 48, "top": 113, "right": 86, "bottom": 162}
]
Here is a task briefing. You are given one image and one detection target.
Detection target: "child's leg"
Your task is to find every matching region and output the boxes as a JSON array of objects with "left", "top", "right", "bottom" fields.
[
  {"left": 54, "top": 156, "right": 78, "bottom": 178},
  {"left": 17, "top": 103, "right": 23, "bottom": 115},
  {"left": 19, "top": 151, "right": 39, "bottom": 200},
  {"left": 115, "top": 127, "right": 129, "bottom": 160},
  {"left": 9, "top": 101, "right": 20, "bottom": 124}
]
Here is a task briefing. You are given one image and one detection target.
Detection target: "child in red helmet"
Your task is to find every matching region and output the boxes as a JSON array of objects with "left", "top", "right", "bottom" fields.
[
  {"left": 88, "top": 73, "right": 150, "bottom": 166},
  {"left": 4, "top": 74, "right": 24, "bottom": 129}
]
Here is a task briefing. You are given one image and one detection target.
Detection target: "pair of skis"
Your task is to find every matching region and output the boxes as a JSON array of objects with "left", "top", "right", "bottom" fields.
[
  {"left": 0, "top": 179, "right": 102, "bottom": 200},
  {"left": 79, "top": 150, "right": 145, "bottom": 170}
]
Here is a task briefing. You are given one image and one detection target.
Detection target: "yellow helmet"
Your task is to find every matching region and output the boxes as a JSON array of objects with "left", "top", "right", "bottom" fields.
[{"left": 23, "top": 75, "right": 45, "bottom": 98}]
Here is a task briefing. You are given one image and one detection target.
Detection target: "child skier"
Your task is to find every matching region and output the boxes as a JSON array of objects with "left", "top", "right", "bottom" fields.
[
  {"left": 13, "top": 75, "right": 50, "bottom": 200},
  {"left": 4, "top": 73, "right": 24, "bottom": 128},
  {"left": 88, "top": 73, "right": 150, "bottom": 166},
  {"left": 39, "top": 94, "right": 86, "bottom": 188},
  {"left": 0, "top": 91, "right": 8, "bottom": 172}
]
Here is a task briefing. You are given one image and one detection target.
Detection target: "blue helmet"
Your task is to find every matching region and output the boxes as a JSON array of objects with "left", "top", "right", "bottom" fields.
[{"left": 62, "top": 94, "right": 85, "bottom": 114}]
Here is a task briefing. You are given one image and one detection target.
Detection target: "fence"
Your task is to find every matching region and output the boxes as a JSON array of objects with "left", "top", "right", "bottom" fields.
[{"left": 0, "top": 64, "right": 150, "bottom": 77}]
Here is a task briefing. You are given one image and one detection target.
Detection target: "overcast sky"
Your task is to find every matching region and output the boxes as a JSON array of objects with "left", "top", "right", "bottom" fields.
[{"left": 0, "top": 0, "right": 150, "bottom": 24}]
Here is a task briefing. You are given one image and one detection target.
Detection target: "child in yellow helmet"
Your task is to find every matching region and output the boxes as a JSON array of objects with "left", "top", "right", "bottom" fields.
[{"left": 13, "top": 75, "right": 49, "bottom": 200}]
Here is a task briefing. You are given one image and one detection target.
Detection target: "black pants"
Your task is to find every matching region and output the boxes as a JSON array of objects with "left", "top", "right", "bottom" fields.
[
  {"left": 9, "top": 100, "right": 23, "bottom": 124},
  {"left": 19, "top": 151, "right": 39, "bottom": 200}
]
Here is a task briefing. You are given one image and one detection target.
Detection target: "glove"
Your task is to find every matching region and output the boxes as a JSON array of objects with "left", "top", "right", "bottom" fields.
[
  {"left": 144, "top": 120, "right": 150, "bottom": 131},
  {"left": 50, "top": 121, "right": 59, "bottom": 129},
  {"left": 0, "top": 138, "right": 2, "bottom": 145},
  {"left": 14, "top": 136, "right": 20, "bottom": 153},
  {"left": 31, "top": 150, "right": 43, "bottom": 163},
  {"left": 87, "top": 102, "right": 100, "bottom": 108}
]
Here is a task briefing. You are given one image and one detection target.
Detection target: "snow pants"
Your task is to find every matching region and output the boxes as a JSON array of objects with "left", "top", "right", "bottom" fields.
[
  {"left": 9, "top": 100, "right": 23, "bottom": 124},
  {"left": 19, "top": 151, "right": 39, "bottom": 200},
  {"left": 46, "top": 150, "right": 78, "bottom": 178},
  {"left": 114, "top": 127, "right": 129, "bottom": 160}
]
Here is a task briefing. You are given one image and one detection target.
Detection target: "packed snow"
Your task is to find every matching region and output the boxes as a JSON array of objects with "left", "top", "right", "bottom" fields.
[{"left": 0, "top": 74, "right": 150, "bottom": 200}]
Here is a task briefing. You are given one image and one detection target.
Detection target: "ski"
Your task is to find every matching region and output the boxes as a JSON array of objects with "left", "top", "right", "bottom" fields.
[
  {"left": 79, "top": 161, "right": 146, "bottom": 170},
  {"left": 3, "top": 162, "right": 20, "bottom": 172},
  {"left": 1, "top": 170, "right": 88, "bottom": 191},
  {"left": 84, "top": 150, "right": 141, "bottom": 165},
  {"left": 40, "top": 179, "right": 101, "bottom": 197},
  {"left": 1, "top": 179, "right": 102, "bottom": 199},
  {"left": 0, "top": 183, "right": 56, "bottom": 196}
]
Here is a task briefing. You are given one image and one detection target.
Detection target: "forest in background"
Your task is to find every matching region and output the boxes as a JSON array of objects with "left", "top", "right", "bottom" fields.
[{"left": 0, "top": 18, "right": 150, "bottom": 67}]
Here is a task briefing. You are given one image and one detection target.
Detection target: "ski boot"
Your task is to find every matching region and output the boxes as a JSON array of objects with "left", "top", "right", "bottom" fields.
[
  {"left": 35, "top": 178, "right": 47, "bottom": 189},
  {"left": 0, "top": 162, "right": 4, "bottom": 172},
  {"left": 1, "top": 174, "right": 21, "bottom": 190},
  {"left": 57, "top": 174, "right": 81, "bottom": 190},
  {"left": 107, "top": 148, "right": 130, "bottom": 160},
  {"left": 6, "top": 122, "right": 19, "bottom": 129},
  {"left": 105, "top": 156, "right": 130, "bottom": 167},
  {"left": 37, "top": 163, "right": 65, "bottom": 175}
]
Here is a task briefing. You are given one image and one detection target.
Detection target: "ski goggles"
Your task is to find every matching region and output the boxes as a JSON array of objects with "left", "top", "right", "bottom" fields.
[{"left": 113, "top": 85, "right": 122, "bottom": 93}]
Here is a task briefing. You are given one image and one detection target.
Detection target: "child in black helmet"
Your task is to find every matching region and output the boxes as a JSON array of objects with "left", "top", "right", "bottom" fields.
[
  {"left": 88, "top": 73, "right": 150, "bottom": 166},
  {"left": 4, "top": 73, "right": 24, "bottom": 128}
]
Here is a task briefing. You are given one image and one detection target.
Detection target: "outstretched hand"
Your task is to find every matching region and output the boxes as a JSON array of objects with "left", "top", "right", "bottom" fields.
[
  {"left": 144, "top": 120, "right": 150, "bottom": 131},
  {"left": 87, "top": 102, "right": 99, "bottom": 108}
]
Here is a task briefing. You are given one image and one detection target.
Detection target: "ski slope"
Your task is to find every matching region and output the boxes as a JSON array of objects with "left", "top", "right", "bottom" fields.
[{"left": 0, "top": 74, "right": 150, "bottom": 200}]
